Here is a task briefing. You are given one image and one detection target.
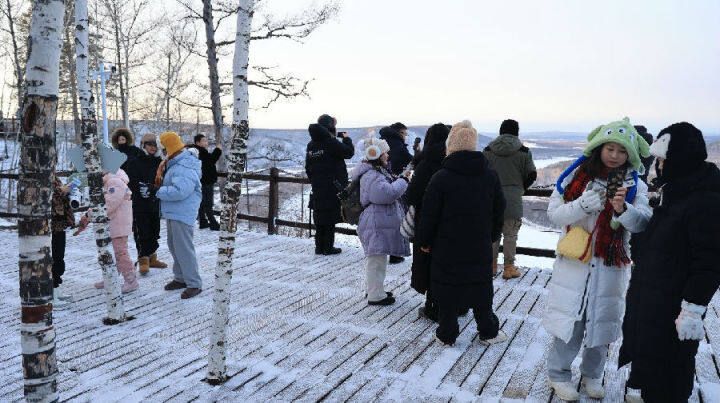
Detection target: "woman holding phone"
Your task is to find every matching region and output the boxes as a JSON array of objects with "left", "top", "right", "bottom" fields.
[{"left": 543, "top": 118, "right": 652, "bottom": 401}]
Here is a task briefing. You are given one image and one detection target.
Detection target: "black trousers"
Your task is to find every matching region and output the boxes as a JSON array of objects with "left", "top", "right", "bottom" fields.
[
  {"left": 314, "top": 224, "right": 336, "bottom": 252},
  {"left": 51, "top": 231, "right": 66, "bottom": 288},
  {"left": 436, "top": 298, "right": 499, "bottom": 344},
  {"left": 198, "top": 184, "right": 219, "bottom": 226},
  {"left": 424, "top": 288, "right": 438, "bottom": 320},
  {"left": 133, "top": 211, "right": 161, "bottom": 258}
]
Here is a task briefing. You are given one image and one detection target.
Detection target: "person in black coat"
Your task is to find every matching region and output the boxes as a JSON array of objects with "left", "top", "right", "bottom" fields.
[
  {"left": 111, "top": 127, "right": 144, "bottom": 171},
  {"left": 619, "top": 122, "right": 720, "bottom": 402},
  {"left": 188, "top": 134, "right": 222, "bottom": 230},
  {"left": 305, "top": 115, "right": 354, "bottom": 255},
  {"left": 416, "top": 121, "right": 507, "bottom": 346},
  {"left": 124, "top": 133, "right": 168, "bottom": 274},
  {"left": 634, "top": 125, "right": 655, "bottom": 184},
  {"left": 379, "top": 122, "right": 413, "bottom": 176},
  {"left": 406, "top": 123, "right": 450, "bottom": 321}
]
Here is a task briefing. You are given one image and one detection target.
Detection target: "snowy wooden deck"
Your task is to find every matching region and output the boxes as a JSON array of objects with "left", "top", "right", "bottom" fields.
[{"left": 1, "top": 226, "right": 719, "bottom": 402}]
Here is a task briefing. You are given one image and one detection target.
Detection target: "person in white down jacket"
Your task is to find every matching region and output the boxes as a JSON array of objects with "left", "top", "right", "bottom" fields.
[{"left": 543, "top": 118, "right": 652, "bottom": 401}]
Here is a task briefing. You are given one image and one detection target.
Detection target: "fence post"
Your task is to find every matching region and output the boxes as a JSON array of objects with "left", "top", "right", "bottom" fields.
[{"left": 267, "top": 167, "right": 279, "bottom": 235}]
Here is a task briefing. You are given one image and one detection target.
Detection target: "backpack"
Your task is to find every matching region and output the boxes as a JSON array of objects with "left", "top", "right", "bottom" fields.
[
  {"left": 338, "top": 167, "right": 396, "bottom": 225},
  {"left": 338, "top": 176, "right": 364, "bottom": 225}
]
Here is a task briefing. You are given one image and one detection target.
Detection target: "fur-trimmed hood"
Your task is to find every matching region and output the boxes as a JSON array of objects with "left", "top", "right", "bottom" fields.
[{"left": 111, "top": 127, "right": 135, "bottom": 148}]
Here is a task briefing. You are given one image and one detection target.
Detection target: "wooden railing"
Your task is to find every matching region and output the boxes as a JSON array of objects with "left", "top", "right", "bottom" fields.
[{"left": 0, "top": 167, "right": 558, "bottom": 258}]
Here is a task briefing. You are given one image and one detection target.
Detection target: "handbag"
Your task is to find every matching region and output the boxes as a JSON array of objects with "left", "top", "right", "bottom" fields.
[
  {"left": 400, "top": 205, "right": 416, "bottom": 240},
  {"left": 557, "top": 225, "right": 594, "bottom": 263}
]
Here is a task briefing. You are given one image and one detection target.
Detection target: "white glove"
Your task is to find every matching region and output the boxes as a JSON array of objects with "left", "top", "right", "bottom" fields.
[
  {"left": 675, "top": 300, "right": 706, "bottom": 341},
  {"left": 578, "top": 190, "right": 604, "bottom": 214}
]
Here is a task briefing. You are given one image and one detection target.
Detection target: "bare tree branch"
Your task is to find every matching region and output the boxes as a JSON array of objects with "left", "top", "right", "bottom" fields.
[
  {"left": 251, "top": 2, "right": 339, "bottom": 42},
  {"left": 248, "top": 66, "right": 311, "bottom": 109},
  {"left": 216, "top": 1, "right": 340, "bottom": 47}
]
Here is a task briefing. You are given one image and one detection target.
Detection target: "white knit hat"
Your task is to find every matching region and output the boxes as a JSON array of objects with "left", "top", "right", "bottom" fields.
[{"left": 359, "top": 137, "right": 390, "bottom": 161}]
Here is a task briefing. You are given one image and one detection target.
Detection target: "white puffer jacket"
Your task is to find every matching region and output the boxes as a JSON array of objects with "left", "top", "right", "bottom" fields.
[{"left": 542, "top": 167, "right": 652, "bottom": 347}]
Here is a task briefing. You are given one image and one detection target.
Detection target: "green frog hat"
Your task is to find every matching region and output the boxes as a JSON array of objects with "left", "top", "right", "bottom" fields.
[{"left": 583, "top": 117, "right": 651, "bottom": 174}]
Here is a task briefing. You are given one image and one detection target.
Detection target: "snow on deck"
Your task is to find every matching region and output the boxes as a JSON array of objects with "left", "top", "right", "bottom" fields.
[{"left": 0, "top": 226, "right": 719, "bottom": 402}]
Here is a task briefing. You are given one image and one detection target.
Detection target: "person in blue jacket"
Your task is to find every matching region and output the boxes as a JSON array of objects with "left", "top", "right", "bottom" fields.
[{"left": 156, "top": 131, "right": 203, "bottom": 299}]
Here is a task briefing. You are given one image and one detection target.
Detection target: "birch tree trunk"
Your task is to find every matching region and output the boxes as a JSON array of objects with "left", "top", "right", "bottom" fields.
[
  {"left": 201, "top": 0, "right": 226, "bottom": 162},
  {"left": 18, "top": 1, "right": 65, "bottom": 400},
  {"left": 206, "top": 0, "right": 254, "bottom": 384},
  {"left": 76, "top": 0, "right": 127, "bottom": 324}
]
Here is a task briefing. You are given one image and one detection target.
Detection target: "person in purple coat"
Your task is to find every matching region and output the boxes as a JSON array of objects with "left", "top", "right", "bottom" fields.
[{"left": 352, "top": 137, "right": 412, "bottom": 306}]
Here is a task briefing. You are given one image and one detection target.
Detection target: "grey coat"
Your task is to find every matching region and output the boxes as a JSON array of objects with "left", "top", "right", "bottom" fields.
[{"left": 352, "top": 163, "right": 410, "bottom": 257}]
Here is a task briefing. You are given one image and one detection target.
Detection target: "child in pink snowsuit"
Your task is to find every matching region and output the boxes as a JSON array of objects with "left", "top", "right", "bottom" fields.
[{"left": 90, "top": 169, "right": 139, "bottom": 293}]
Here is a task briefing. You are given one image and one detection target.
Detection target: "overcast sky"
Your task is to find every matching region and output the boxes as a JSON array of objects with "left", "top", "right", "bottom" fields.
[{"left": 248, "top": 0, "right": 720, "bottom": 134}]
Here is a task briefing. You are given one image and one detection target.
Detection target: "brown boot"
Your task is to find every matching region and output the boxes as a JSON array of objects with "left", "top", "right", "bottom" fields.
[
  {"left": 502, "top": 264, "right": 521, "bottom": 280},
  {"left": 149, "top": 253, "right": 168, "bottom": 269},
  {"left": 138, "top": 257, "right": 150, "bottom": 276},
  {"left": 181, "top": 288, "right": 202, "bottom": 299},
  {"left": 492, "top": 261, "right": 498, "bottom": 276}
]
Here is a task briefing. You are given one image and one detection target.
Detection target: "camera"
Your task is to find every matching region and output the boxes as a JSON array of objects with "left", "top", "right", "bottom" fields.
[
  {"left": 67, "top": 177, "right": 83, "bottom": 209},
  {"left": 337, "top": 131, "right": 347, "bottom": 138},
  {"left": 606, "top": 168, "right": 625, "bottom": 200}
]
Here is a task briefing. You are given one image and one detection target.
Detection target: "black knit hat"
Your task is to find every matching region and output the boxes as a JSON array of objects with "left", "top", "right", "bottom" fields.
[
  {"left": 390, "top": 122, "right": 407, "bottom": 131},
  {"left": 425, "top": 123, "right": 450, "bottom": 148},
  {"left": 317, "top": 114, "right": 336, "bottom": 134},
  {"left": 500, "top": 119, "right": 519, "bottom": 136},
  {"left": 657, "top": 122, "right": 707, "bottom": 182}
]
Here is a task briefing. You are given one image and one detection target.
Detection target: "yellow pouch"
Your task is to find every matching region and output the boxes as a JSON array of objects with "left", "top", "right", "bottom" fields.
[{"left": 557, "top": 226, "right": 593, "bottom": 263}]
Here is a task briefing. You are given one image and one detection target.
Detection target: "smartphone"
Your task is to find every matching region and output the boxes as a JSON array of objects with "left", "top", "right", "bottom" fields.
[
  {"left": 606, "top": 168, "right": 625, "bottom": 200},
  {"left": 401, "top": 162, "right": 414, "bottom": 178}
]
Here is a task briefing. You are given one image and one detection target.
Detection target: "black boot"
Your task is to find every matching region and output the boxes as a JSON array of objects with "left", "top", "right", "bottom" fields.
[
  {"left": 389, "top": 256, "right": 405, "bottom": 264},
  {"left": 419, "top": 298, "right": 439, "bottom": 322},
  {"left": 323, "top": 226, "right": 341, "bottom": 255},
  {"left": 314, "top": 226, "right": 325, "bottom": 255}
]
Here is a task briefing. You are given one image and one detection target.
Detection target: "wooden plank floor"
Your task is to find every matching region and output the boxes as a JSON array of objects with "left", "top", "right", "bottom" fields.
[{"left": 0, "top": 226, "right": 718, "bottom": 402}]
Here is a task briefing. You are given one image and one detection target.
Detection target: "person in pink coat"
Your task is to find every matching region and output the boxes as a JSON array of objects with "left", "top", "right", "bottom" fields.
[{"left": 86, "top": 168, "right": 139, "bottom": 293}]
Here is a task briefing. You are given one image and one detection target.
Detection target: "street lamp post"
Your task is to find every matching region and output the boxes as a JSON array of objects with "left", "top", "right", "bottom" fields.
[{"left": 91, "top": 61, "right": 116, "bottom": 144}]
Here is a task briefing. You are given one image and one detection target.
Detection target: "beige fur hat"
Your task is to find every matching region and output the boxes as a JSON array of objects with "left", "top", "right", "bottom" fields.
[{"left": 446, "top": 120, "right": 478, "bottom": 155}]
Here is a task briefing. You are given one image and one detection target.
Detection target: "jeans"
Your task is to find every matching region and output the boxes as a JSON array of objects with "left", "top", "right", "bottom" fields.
[{"left": 167, "top": 219, "right": 202, "bottom": 288}]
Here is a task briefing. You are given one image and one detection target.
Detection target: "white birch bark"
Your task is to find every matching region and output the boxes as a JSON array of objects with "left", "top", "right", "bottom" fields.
[
  {"left": 76, "top": 0, "right": 127, "bottom": 324},
  {"left": 206, "top": 0, "right": 254, "bottom": 384},
  {"left": 18, "top": 1, "right": 65, "bottom": 400}
]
